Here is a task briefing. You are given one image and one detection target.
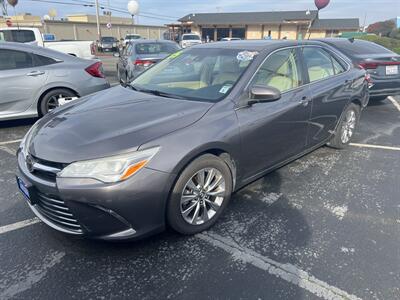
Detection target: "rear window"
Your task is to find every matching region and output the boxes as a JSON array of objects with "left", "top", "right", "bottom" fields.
[
  {"left": 102, "top": 37, "right": 115, "bottom": 43},
  {"left": 135, "top": 43, "right": 180, "bottom": 55},
  {"left": 333, "top": 40, "right": 393, "bottom": 56},
  {"left": 0, "top": 30, "right": 36, "bottom": 43},
  {"left": 182, "top": 35, "right": 200, "bottom": 41},
  {"left": 126, "top": 35, "right": 141, "bottom": 40}
]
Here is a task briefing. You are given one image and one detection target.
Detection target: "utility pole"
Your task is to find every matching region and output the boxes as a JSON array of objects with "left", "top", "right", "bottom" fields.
[
  {"left": 0, "top": 0, "right": 8, "bottom": 16},
  {"left": 95, "top": 0, "right": 101, "bottom": 41}
]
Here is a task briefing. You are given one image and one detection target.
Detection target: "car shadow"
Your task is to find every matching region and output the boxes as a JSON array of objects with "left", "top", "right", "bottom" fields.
[
  {"left": 46, "top": 170, "right": 311, "bottom": 299},
  {"left": 0, "top": 118, "right": 37, "bottom": 129}
]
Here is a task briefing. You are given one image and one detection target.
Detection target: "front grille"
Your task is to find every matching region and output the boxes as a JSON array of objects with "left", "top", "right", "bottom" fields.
[
  {"left": 36, "top": 192, "right": 83, "bottom": 233},
  {"left": 29, "top": 156, "right": 66, "bottom": 182}
]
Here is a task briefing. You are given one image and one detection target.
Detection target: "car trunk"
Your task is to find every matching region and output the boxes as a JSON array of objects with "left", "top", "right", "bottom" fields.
[{"left": 356, "top": 54, "right": 400, "bottom": 79}]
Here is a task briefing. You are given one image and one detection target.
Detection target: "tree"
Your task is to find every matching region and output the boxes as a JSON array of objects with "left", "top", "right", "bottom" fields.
[{"left": 367, "top": 20, "right": 396, "bottom": 37}]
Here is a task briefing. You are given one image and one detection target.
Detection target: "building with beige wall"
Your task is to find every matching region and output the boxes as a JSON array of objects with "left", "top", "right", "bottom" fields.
[
  {"left": 173, "top": 11, "right": 359, "bottom": 41},
  {"left": 0, "top": 14, "right": 166, "bottom": 41}
]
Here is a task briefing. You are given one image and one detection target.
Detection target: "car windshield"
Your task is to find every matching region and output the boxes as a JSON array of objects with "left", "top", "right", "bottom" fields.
[
  {"left": 182, "top": 35, "right": 200, "bottom": 40},
  {"left": 135, "top": 43, "right": 180, "bottom": 55},
  {"left": 130, "top": 48, "right": 255, "bottom": 102},
  {"left": 102, "top": 37, "right": 115, "bottom": 42}
]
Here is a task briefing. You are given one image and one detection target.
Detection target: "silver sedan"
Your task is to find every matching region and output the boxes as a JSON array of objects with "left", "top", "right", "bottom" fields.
[{"left": 0, "top": 42, "right": 110, "bottom": 121}]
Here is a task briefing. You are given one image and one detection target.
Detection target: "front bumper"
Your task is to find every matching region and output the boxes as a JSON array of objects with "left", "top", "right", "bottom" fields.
[{"left": 16, "top": 149, "right": 174, "bottom": 240}]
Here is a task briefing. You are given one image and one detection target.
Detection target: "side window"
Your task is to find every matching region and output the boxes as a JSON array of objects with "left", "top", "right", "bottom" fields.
[
  {"left": 33, "top": 54, "right": 57, "bottom": 66},
  {"left": 251, "top": 48, "right": 303, "bottom": 93},
  {"left": 331, "top": 56, "right": 346, "bottom": 75},
  {"left": 0, "top": 49, "right": 33, "bottom": 71},
  {"left": 302, "top": 47, "right": 335, "bottom": 82}
]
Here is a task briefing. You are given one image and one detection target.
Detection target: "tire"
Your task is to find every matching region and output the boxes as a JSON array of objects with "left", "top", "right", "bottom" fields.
[
  {"left": 167, "top": 154, "right": 233, "bottom": 235},
  {"left": 39, "top": 88, "right": 76, "bottom": 116},
  {"left": 328, "top": 103, "right": 360, "bottom": 149},
  {"left": 370, "top": 96, "right": 387, "bottom": 102}
]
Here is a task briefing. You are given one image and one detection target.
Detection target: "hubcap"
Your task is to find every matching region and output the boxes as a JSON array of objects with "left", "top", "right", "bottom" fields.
[
  {"left": 180, "top": 168, "right": 226, "bottom": 225},
  {"left": 341, "top": 110, "right": 356, "bottom": 144}
]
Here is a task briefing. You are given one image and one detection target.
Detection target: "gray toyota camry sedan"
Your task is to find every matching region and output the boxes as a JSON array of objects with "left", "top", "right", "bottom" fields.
[{"left": 16, "top": 40, "right": 369, "bottom": 240}]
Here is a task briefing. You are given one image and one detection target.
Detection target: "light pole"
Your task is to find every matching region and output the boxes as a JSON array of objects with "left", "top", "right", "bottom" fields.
[
  {"left": 127, "top": 0, "right": 139, "bottom": 25},
  {"left": 95, "top": 0, "right": 101, "bottom": 41}
]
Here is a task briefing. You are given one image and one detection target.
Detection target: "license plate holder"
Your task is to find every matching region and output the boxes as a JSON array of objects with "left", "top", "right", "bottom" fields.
[
  {"left": 16, "top": 176, "right": 37, "bottom": 204},
  {"left": 386, "top": 65, "right": 398, "bottom": 75}
]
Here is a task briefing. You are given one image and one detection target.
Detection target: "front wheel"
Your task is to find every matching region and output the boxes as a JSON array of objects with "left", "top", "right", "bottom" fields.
[
  {"left": 328, "top": 103, "right": 360, "bottom": 149},
  {"left": 167, "top": 154, "right": 233, "bottom": 235}
]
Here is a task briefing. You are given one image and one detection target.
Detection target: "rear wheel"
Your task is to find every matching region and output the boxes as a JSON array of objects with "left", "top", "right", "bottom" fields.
[
  {"left": 167, "top": 154, "right": 232, "bottom": 235},
  {"left": 39, "top": 88, "right": 77, "bottom": 116},
  {"left": 328, "top": 103, "right": 360, "bottom": 149}
]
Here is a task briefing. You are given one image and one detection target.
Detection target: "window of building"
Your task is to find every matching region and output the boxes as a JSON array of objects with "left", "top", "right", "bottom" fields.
[
  {"left": 217, "top": 28, "right": 230, "bottom": 41},
  {"left": 251, "top": 48, "right": 302, "bottom": 93},
  {"left": 232, "top": 28, "right": 246, "bottom": 39},
  {"left": 201, "top": 28, "right": 215, "bottom": 41}
]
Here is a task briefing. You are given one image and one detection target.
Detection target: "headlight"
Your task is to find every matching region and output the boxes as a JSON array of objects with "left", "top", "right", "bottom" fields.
[{"left": 59, "top": 147, "right": 160, "bottom": 183}]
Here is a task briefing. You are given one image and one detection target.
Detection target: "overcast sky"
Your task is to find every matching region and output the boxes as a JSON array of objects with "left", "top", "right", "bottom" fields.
[{"left": 9, "top": 0, "right": 400, "bottom": 26}]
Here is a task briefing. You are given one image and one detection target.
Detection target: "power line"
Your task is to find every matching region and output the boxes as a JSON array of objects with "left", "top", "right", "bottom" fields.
[{"left": 25, "top": 0, "right": 177, "bottom": 21}]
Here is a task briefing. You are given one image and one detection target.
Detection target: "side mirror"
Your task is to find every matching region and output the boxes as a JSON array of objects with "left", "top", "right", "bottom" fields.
[
  {"left": 248, "top": 85, "right": 281, "bottom": 105},
  {"left": 113, "top": 52, "right": 120, "bottom": 57}
]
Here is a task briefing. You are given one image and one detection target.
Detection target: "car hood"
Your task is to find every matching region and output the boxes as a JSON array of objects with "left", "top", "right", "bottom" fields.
[{"left": 28, "top": 86, "right": 213, "bottom": 163}]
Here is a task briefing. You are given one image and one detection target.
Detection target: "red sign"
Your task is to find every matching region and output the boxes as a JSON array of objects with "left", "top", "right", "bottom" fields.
[
  {"left": 315, "top": 0, "right": 330, "bottom": 10},
  {"left": 5, "top": 19, "right": 12, "bottom": 27}
]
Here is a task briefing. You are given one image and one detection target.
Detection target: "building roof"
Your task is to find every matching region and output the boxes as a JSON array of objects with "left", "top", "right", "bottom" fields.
[
  {"left": 179, "top": 10, "right": 318, "bottom": 25},
  {"left": 311, "top": 18, "right": 360, "bottom": 30}
]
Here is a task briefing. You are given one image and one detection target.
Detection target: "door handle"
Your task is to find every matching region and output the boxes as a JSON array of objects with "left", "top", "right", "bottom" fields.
[
  {"left": 299, "top": 96, "right": 311, "bottom": 106},
  {"left": 26, "top": 71, "right": 45, "bottom": 76}
]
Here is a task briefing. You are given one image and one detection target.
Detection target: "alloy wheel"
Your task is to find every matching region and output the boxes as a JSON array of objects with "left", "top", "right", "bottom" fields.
[
  {"left": 180, "top": 168, "right": 226, "bottom": 225},
  {"left": 341, "top": 109, "right": 356, "bottom": 144}
]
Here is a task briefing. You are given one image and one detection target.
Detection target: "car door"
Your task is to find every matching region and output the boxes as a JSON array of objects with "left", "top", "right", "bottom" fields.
[
  {"left": 0, "top": 48, "right": 48, "bottom": 116},
  {"left": 236, "top": 47, "right": 312, "bottom": 180},
  {"left": 300, "top": 46, "right": 352, "bottom": 146}
]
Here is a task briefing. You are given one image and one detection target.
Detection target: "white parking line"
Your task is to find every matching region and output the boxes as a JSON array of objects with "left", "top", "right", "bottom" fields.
[
  {"left": 0, "top": 139, "right": 22, "bottom": 146},
  {"left": 0, "top": 218, "right": 40, "bottom": 235},
  {"left": 388, "top": 96, "right": 400, "bottom": 112},
  {"left": 350, "top": 143, "right": 400, "bottom": 151},
  {"left": 198, "top": 232, "right": 361, "bottom": 300}
]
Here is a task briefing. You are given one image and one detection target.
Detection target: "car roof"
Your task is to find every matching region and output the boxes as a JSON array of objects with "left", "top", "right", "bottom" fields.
[
  {"left": 129, "top": 39, "right": 177, "bottom": 44},
  {"left": 191, "top": 40, "right": 329, "bottom": 51},
  {"left": 0, "top": 41, "right": 85, "bottom": 62}
]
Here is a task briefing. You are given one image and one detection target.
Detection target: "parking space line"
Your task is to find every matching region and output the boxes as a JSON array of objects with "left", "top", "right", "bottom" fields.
[
  {"left": 0, "top": 139, "right": 22, "bottom": 146},
  {"left": 198, "top": 232, "right": 361, "bottom": 300},
  {"left": 350, "top": 143, "right": 400, "bottom": 151},
  {"left": 0, "top": 218, "right": 40, "bottom": 235},
  {"left": 388, "top": 96, "right": 400, "bottom": 112}
]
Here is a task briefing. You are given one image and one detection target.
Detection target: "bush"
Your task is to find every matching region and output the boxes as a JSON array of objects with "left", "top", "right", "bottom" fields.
[{"left": 356, "top": 35, "right": 400, "bottom": 54}]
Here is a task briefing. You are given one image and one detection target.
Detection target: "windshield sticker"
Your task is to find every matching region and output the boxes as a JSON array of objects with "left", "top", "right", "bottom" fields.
[
  {"left": 169, "top": 50, "right": 183, "bottom": 59},
  {"left": 219, "top": 85, "right": 233, "bottom": 94},
  {"left": 237, "top": 51, "right": 259, "bottom": 62}
]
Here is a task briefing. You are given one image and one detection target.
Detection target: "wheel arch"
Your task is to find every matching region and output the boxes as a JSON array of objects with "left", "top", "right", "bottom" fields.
[{"left": 37, "top": 86, "right": 79, "bottom": 116}]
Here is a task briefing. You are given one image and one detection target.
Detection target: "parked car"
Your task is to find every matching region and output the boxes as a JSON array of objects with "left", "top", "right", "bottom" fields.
[
  {"left": 317, "top": 38, "right": 400, "bottom": 101},
  {"left": 180, "top": 33, "right": 202, "bottom": 48},
  {"left": 0, "top": 42, "right": 110, "bottom": 121},
  {"left": 116, "top": 39, "right": 180, "bottom": 84},
  {"left": 221, "top": 37, "right": 242, "bottom": 41},
  {"left": 16, "top": 40, "right": 368, "bottom": 240},
  {"left": 0, "top": 27, "right": 96, "bottom": 60},
  {"left": 98, "top": 36, "right": 119, "bottom": 52},
  {"left": 123, "top": 34, "right": 142, "bottom": 47}
]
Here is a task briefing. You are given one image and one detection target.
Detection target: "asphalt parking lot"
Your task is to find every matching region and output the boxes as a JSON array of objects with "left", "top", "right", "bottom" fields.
[{"left": 0, "top": 61, "right": 399, "bottom": 299}]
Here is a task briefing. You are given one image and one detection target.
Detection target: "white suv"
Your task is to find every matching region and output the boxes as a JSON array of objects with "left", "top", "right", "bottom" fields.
[{"left": 180, "top": 34, "right": 202, "bottom": 48}]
